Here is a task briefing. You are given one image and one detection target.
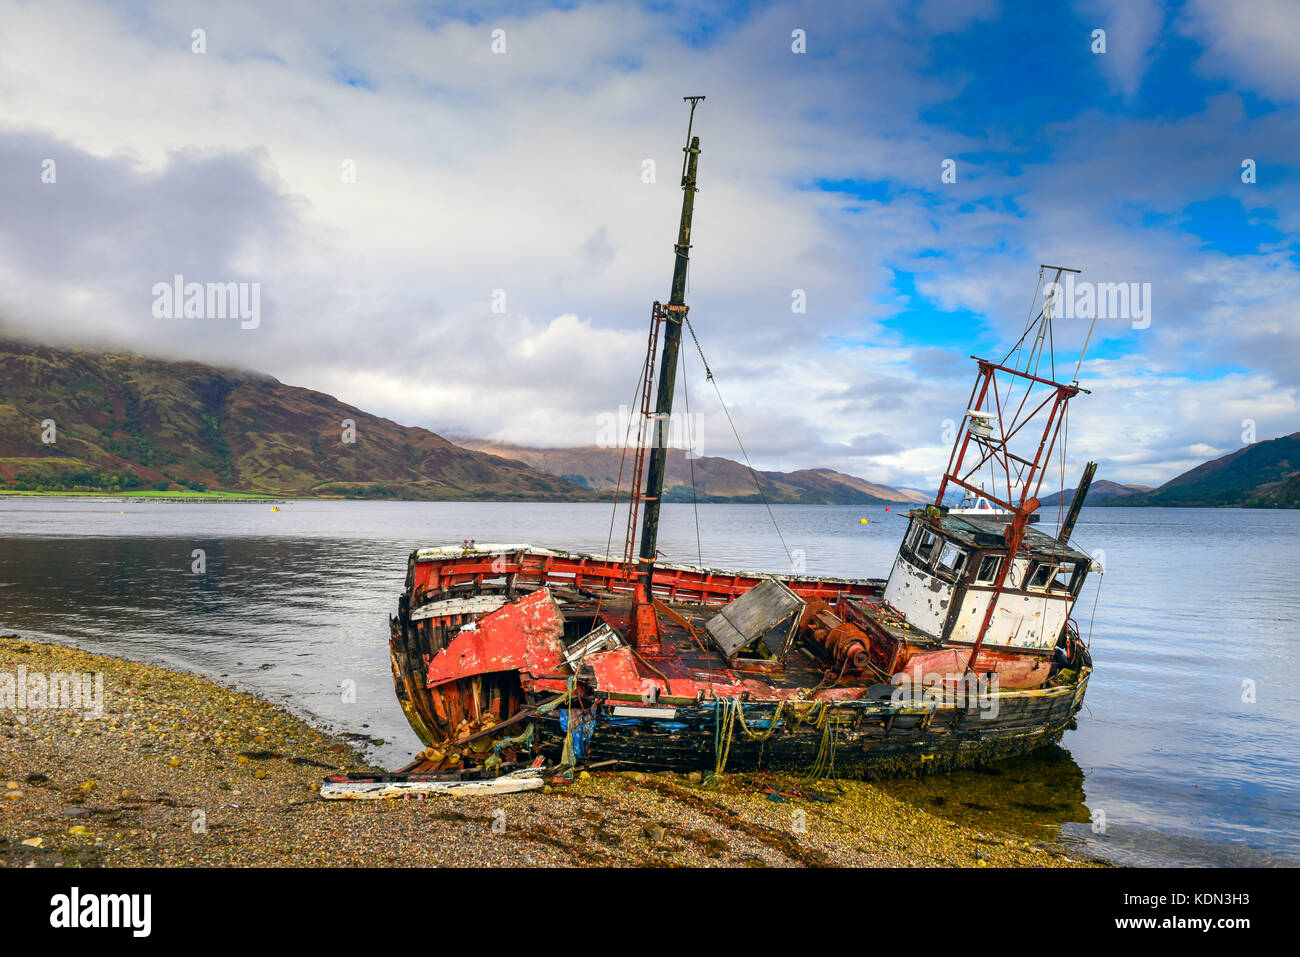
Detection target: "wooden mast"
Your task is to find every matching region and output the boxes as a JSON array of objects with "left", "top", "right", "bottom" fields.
[{"left": 632, "top": 97, "right": 703, "bottom": 649}]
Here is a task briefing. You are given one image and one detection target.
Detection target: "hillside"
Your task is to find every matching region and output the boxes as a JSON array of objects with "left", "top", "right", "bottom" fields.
[
  {"left": 1113, "top": 432, "right": 1300, "bottom": 508},
  {"left": 1038, "top": 479, "right": 1152, "bottom": 507},
  {"left": 0, "top": 340, "right": 593, "bottom": 500},
  {"left": 459, "top": 440, "right": 932, "bottom": 505}
]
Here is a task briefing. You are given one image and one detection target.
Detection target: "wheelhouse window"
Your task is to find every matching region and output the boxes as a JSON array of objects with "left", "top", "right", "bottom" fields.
[
  {"left": 975, "top": 555, "right": 1003, "bottom": 584},
  {"left": 1050, "top": 565, "right": 1074, "bottom": 593},
  {"left": 1026, "top": 562, "right": 1071, "bottom": 592},
  {"left": 904, "top": 523, "right": 924, "bottom": 553},
  {"left": 915, "top": 529, "right": 939, "bottom": 563},
  {"left": 937, "top": 541, "right": 967, "bottom": 577}
]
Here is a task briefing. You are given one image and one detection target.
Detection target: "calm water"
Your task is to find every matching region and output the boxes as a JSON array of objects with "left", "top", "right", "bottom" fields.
[{"left": 1, "top": 498, "right": 1297, "bottom": 866}]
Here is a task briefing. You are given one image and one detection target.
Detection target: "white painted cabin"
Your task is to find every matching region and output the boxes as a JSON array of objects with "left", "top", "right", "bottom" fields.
[{"left": 882, "top": 511, "right": 1091, "bottom": 652}]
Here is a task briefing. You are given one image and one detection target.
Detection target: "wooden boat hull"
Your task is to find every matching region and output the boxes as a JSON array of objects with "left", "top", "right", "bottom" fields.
[
  {"left": 530, "top": 675, "right": 1089, "bottom": 777},
  {"left": 389, "top": 545, "right": 1092, "bottom": 779}
]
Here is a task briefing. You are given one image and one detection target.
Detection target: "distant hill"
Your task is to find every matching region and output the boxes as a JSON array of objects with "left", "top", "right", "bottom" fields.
[
  {"left": 1112, "top": 432, "right": 1300, "bottom": 508},
  {"left": 1039, "top": 479, "right": 1152, "bottom": 507},
  {"left": 458, "top": 440, "right": 932, "bottom": 505},
  {"left": 0, "top": 340, "right": 593, "bottom": 500}
]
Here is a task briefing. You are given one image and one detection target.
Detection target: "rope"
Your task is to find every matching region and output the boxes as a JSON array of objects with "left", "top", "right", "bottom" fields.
[
  {"left": 712, "top": 696, "right": 737, "bottom": 776},
  {"left": 604, "top": 339, "right": 649, "bottom": 565},
  {"left": 786, "top": 700, "right": 828, "bottom": 733},
  {"left": 1085, "top": 568, "right": 1103, "bottom": 649},
  {"left": 680, "top": 343, "right": 703, "bottom": 566},
  {"left": 710, "top": 697, "right": 843, "bottom": 780},
  {"left": 711, "top": 697, "right": 790, "bottom": 777},
  {"left": 682, "top": 314, "right": 793, "bottom": 566},
  {"left": 1000, "top": 267, "right": 1046, "bottom": 368},
  {"left": 805, "top": 717, "right": 838, "bottom": 782},
  {"left": 732, "top": 699, "right": 786, "bottom": 742}
]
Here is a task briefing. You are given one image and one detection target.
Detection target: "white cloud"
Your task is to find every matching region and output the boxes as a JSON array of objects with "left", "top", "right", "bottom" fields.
[
  {"left": 0, "top": 0, "right": 1294, "bottom": 495},
  {"left": 1178, "top": 0, "right": 1300, "bottom": 103},
  {"left": 1077, "top": 0, "right": 1167, "bottom": 99}
]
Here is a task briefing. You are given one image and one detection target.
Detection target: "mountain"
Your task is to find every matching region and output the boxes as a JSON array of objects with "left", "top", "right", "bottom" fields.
[
  {"left": 1112, "top": 432, "right": 1300, "bottom": 508},
  {"left": 0, "top": 340, "right": 593, "bottom": 500},
  {"left": 1038, "top": 479, "right": 1152, "bottom": 507},
  {"left": 458, "top": 440, "right": 932, "bottom": 505}
]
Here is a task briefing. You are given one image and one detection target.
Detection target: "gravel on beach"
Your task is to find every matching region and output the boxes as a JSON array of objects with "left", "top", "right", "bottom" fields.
[{"left": 0, "top": 635, "right": 1095, "bottom": 868}]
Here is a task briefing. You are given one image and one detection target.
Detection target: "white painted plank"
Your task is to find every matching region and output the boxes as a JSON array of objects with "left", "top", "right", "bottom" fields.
[
  {"left": 409, "top": 595, "right": 508, "bottom": 622},
  {"left": 320, "top": 770, "right": 544, "bottom": 800}
]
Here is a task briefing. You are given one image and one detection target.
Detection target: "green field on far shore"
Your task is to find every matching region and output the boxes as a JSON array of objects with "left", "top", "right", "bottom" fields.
[{"left": 0, "top": 488, "right": 286, "bottom": 501}]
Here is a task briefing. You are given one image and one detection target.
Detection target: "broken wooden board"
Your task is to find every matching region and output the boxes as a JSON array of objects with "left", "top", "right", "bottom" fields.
[
  {"left": 705, "top": 578, "right": 805, "bottom": 657},
  {"left": 320, "top": 768, "right": 545, "bottom": 800},
  {"left": 409, "top": 594, "right": 509, "bottom": 622}
]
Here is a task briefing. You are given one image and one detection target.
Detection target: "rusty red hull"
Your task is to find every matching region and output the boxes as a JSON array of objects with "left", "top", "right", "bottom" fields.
[{"left": 389, "top": 545, "right": 1091, "bottom": 776}]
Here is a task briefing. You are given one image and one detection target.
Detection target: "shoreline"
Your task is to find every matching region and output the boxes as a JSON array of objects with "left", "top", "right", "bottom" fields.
[
  {"left": 2, "top": 491, "right": 1292, "bottom": 511},
  {"left": 1, "top": 635, "right": 1098, "bottom": 868}
]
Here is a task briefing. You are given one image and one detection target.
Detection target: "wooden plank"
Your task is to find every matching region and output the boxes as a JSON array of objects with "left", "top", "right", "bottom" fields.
[
  {"left": 409, "top": 594, "right": 508, "bottom": 622},
  {"left": 320, "top": 769, "right": 544, "bottom": 800},
  {"left": 610, "top": 706, "right": 679, "bottom": 719},
  {"left": 705, "top": 578, "right": 805, "bottom": 656}
]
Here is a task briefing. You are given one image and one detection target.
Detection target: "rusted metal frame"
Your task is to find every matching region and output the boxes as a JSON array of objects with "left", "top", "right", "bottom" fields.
[
  {"left": 991, "top": 368, "right": 1054, "bottom": 506},
  {"left": 962, "top": 427, "right": 1059, "bottom": 673},
  {"left": 952, "top": 387, "right": 1062, "bottom": 514},
  {"left": 996, "top": 374, "right": 1078, "bottom": 500},
  {"left": 936, "top": 365, "right": 993, "bottom": 504},
  {"left": 987, "top": 366, "right": 1029, "bottom": 504},
  {"left": 1028, "top": 399, "right": 1067, "bottom": 506},
  {"left": 978, "top": 356, "right": 1078, "bottom": 392},
  {"left": 987, "top": 367, "right": 1015, "bottom": 504},
  {"left": 1021, "top": 392, "right": 1065, "bottom": 509},
  {"left": 956, "top": 388, "right": 1054, "bottom": 506},
  {"left": 1000, "top": 365, "right": 1044, "bottom": 453},
  {"left": 994, "top": 386, "right": 1061, "bottom": 454},
  {"left": 623, "top": 303, "right": 663, "bottom": 576},
  {"left": 952, "top": 372, "right": 1041, "bottom": 510}
]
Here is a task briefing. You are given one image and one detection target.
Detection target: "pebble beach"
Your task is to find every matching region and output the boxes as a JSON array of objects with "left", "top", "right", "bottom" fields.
[{"left": 0, "top": 635, "right": 1096, "bottom": 868}]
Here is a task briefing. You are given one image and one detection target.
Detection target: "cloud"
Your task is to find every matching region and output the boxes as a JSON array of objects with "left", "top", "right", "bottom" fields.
[
  {"left": 0, "top": 0, "right": 1294, "bottom": 496},
  {"left": 1178, "top": 0, "right": 1300, "bottom": 103},
  {"left": 1077, "top": 0, "right": 1168, "bottom": 99}
]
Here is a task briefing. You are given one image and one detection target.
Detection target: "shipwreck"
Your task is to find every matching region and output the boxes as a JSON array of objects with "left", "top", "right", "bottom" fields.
[{"left": 360, "top": 100, "right": 1102, "bottom": 791}]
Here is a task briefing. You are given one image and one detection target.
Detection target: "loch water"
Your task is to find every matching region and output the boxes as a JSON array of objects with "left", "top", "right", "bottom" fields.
[{"left": 1, "top": 498, "right": 1296, "bottom": 866}]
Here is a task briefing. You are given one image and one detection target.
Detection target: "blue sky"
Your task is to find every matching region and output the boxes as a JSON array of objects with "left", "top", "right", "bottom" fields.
[{"left": 0, "top": 0, "right": 1295, "bottom": 490}]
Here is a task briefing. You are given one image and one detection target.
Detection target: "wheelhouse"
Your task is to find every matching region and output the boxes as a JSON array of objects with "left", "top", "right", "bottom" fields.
[{"left": 884, "top": 511, "right": 1091, "bottom": 652}]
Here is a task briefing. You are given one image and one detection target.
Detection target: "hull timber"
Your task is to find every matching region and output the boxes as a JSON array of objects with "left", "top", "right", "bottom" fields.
[
  {"left": 388, "top": 544, "right": 1092, "bottom": 778},
  {"left": 531, "top": 678, "right": 1089, "bottom": 778}
]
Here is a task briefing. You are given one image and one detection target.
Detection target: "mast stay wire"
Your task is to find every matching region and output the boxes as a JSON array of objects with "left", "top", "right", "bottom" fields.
[
  {"left": 680, "top": 341, "right": 704, "bottom": 567},
  {"left": 605, "top": 326, "right": 652, "bottom": 563},
  {"left": 682, "top": 313, "right": 794, "bottom": 568}
]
